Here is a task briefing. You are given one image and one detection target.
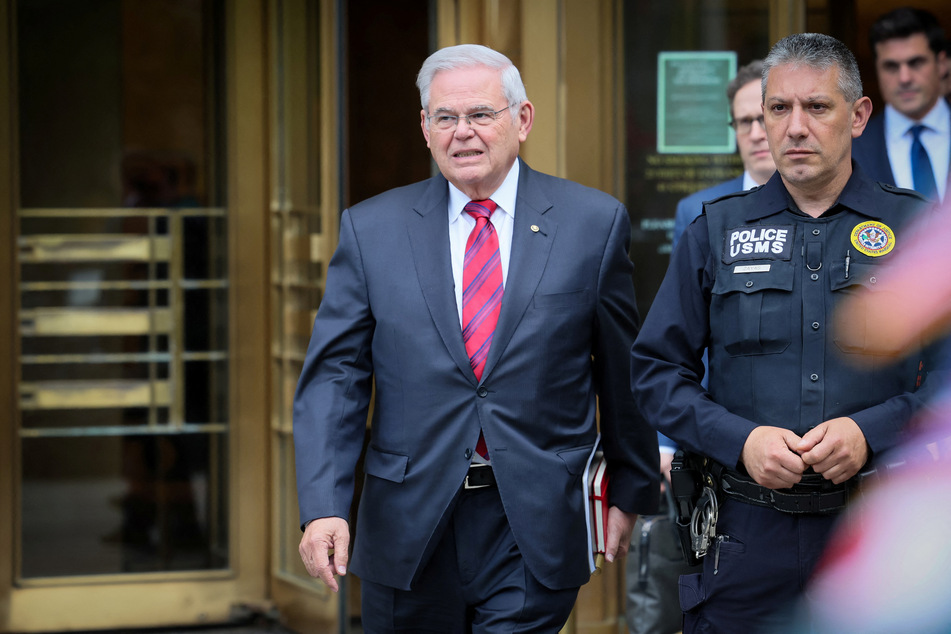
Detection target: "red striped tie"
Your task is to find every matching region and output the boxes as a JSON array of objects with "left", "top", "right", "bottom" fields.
[{"left": 463, "top": 199, "right": 502, "bottom": 459}]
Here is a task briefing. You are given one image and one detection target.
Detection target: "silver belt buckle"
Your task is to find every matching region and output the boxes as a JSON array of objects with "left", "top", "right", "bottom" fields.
[{"left": 464, "top": 464, "right": 490, "bottom": 490}]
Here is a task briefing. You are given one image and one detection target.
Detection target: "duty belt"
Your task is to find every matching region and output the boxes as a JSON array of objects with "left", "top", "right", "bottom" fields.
[{"left": 718, "top": 470, "right": 849, "bottom": 514}]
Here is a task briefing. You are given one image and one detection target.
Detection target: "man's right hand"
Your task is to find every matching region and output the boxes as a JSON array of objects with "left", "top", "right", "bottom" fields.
[
  {"left": 740, "top": 425, "right": 807, "bottom": 489},
  {"left": 299, "top": 517, "right": 350, "bottom": 592}
]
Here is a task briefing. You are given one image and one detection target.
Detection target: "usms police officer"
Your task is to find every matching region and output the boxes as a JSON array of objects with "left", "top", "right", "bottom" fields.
[{"left": 631, "top": 33, "right": 942, "bottom": 633}]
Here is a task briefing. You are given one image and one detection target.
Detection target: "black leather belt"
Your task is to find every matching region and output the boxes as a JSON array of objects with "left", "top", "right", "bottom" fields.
[
  {"left": 719, "top": 470, "right": 849, "bottom": 515},
  {"left": 464, "top": 464, "right": 496, "bottom": 490}
]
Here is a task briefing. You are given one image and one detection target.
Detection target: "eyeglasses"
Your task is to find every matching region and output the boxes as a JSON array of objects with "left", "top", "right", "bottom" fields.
[
  {"left": 427, "top": 105, "right": 514, "bottom": 130},
  {"left": 731, "top": 115, "right": 765, "bottom": 135}
]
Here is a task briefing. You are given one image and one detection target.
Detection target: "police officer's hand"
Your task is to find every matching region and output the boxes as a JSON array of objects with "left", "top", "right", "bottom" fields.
[
  {"left": 299, "top": 516, "right": 350, "bottom": 592},
  {"left": 741, "top": 426, "right": 807, "bottom": 489},
  {"left": 797, "top": 417, "right": 868, "bottom": 484}
]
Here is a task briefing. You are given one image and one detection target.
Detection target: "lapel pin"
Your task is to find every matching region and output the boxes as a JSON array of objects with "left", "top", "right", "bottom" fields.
[{"left": 530, "top": 225, "right": 540, "bottom": 233}]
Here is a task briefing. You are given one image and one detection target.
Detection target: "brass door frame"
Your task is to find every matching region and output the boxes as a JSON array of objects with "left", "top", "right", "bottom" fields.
[
  {"left": 1, "top": 1, "right": 270, "bottom": 630},
  {"left": 267, "top": 0, "right": 342, "bottom": 630},
  {"left": 1, "top": 0, "right": 16, "bottom": 623}
]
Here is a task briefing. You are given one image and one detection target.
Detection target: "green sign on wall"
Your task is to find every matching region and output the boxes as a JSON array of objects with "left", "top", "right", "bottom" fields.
[{"left": 657, "top": 52, "right": 737, "bottom": 154}]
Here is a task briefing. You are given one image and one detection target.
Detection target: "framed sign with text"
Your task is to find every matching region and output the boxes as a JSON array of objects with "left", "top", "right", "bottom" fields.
[{"left": 657, "top": 51, "right": 737, "bottom": 153}]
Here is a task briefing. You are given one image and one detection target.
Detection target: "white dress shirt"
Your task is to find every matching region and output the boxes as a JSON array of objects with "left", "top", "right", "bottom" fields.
[
  {"left": 742, "top": 171, "right": 759, "bottom": 191},
  {"left": 884, "top": 99, "right": 950, "bottom": 201},
  {"left": 448, "top": 159, "right": 519, "bottom": 326}
]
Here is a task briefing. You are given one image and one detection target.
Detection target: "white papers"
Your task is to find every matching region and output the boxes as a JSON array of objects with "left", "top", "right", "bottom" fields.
[{"left": 582, "top": 434, "right": 609, "bottom": 574}]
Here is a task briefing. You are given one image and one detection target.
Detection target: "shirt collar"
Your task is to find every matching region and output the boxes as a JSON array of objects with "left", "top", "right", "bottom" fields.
[
  {"left": 448, "top": 159, "right": 520, "bottom": 223},
  {"left": 884, "top": 99, "right": 951, "bottom": 141},
  {"left": 745, "top": 161, "right": 882, "bottom": 221},
  {"left": 743, "top": 171, "right": 795, "bottom": 221},
  {"left": 741, "top": 171, "right": 759, "bottom": 191}
]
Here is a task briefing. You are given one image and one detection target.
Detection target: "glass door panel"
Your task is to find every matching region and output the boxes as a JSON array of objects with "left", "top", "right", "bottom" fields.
[
  {"left": 622, "top": 0, "right": 771, "bottom": 317},
  {"left": 268, "top": 0, "right": 341, "bottom": 630},
  {"left": 20, "top": 433, "right": 226, "bottom": 577},
  {"left": 16, "top": 0, "right": 228, "bottom": 580}
]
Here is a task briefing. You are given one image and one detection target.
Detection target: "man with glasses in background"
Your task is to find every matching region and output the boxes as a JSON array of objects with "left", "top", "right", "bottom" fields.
[{"left": 294, "top": 43, "right": 659, "bottom": 632}]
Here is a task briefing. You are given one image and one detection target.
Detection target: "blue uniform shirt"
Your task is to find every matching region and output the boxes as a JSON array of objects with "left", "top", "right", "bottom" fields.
[{"left": 632, "top": 164, "right": 942, "bottom": 471}]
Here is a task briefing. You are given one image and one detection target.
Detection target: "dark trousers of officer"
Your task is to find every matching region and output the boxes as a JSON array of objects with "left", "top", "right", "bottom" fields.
[
  {"left": 679, "top": 498, "right": 839, "bottom": 634},
  {"left": 360, "top": 482, "right": 580, "bottom": 633}
]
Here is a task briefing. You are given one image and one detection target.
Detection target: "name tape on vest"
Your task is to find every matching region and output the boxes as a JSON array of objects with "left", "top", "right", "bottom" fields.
[{"left": 734, "top": 264, "right": 771, "bottom": 273}]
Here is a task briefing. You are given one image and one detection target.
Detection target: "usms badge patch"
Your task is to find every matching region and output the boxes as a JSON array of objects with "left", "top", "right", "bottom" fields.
[{"left": 851, "top": 221, "right": 895, "bottom": 257}]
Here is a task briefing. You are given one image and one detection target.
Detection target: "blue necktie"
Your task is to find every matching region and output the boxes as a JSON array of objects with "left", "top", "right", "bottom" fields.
[{"left": 910, "top": 124, "right": 938, "bottom": 201}]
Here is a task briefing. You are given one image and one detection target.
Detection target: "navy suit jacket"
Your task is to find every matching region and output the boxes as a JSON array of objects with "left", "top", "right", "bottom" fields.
[
  {"left": 293, "top": 159, "right": 660, "bottom": 591},
  {"left": 853, "top": 109, "right": 951, "bottom": 193},
  {"left": 852, "top": 113, "right": 897, "bottom": 186},
  {"left": 672, "top": 175, "right": 745, "bottom": 250}
]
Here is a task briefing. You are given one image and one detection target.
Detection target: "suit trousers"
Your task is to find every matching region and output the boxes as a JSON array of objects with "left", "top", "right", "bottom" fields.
[{"left": 360, "top": 484, "right": 580, "bottom": 633}]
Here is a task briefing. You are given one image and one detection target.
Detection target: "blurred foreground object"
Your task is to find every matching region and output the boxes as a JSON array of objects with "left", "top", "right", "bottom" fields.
[
  {"left": 802, "top": 196, "right": 951, "bottom": 633},
  {"left": 834, "top": 200, "right": 951, "bottom": 358},
  {"left": 800, "top": 398, "right": 951, "bottom": 633}
]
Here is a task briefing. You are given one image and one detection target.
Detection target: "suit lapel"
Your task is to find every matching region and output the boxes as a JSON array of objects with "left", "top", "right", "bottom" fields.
[
  {"left": 407, "top": 176, "right": 477, "bottom": 382},
  {"left": 482, "top": 163, "right": 555, "bottom": 380}
]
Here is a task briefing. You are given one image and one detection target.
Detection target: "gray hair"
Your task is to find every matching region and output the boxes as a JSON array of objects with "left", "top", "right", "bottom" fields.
[
  {"left": 762, "top": 33, "right": 863, "bottom": 103},
  {"left": 416, "top": 44, "right": 528, "bottom": 119}
]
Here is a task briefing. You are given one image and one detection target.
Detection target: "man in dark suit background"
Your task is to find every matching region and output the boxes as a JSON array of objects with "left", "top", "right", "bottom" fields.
[
  {"left": 852, "top": 7, "right": 949, "bottom": 202},
  {"left": 294, "top": 43, "right": 659, "bottom": 632}
]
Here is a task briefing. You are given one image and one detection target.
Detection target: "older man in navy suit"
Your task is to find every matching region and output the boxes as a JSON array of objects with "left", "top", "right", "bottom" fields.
[
  {"left": 294, "top": 44, "right": 659, "bottom": 633},
  {"left": 852, "top": 7, "right": 949, "bottom": 201}
]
